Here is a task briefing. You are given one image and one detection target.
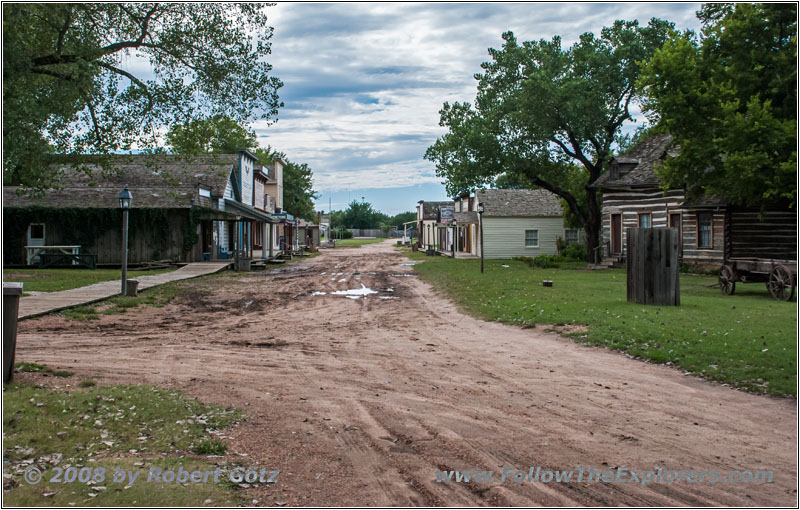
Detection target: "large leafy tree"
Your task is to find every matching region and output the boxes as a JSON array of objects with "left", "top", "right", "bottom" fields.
[
  {"left": 639, "top": 3, "right": 797, "bottom": 208},
  {"left": 340, "top": 200, "right": 388, "bottom": 229},
  {"left": 425, "top": 20, "right": 673, "bottom": 261},
  {"left": 4, "top": 3, "right": 282, "bottom": 191},
  {"left": 166, "top": 115, "right": 258, "bottom": 155},
  {"left": 254, "top": 147, "right": 318, "bottom": 222}
]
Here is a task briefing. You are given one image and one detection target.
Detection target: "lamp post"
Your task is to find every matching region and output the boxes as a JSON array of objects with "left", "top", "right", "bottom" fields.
[
  {"left": 477, "top": 202, "right": 484, "bottom": 274},
  {"left": 119, "top": 186, "right": 133, "bottom": 294}
]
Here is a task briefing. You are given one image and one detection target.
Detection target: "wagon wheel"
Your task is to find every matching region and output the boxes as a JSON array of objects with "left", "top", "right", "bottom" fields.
[
  {"left": 718, "top": 265, "right": 736, "bottom": 295},
  {"left": 768, "top": 265, "right": 795, "bottom": 301}
]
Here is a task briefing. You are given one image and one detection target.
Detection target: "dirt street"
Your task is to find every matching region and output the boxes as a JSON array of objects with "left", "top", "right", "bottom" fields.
[{"left": 16, "top": 241, "right": 797, "bottom": 506}]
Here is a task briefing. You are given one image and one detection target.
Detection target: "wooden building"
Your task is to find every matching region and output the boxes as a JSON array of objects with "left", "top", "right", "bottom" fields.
[
  {"left": 416, "top": 201, "right": 454, "bottom": 250},
  {"left": 3, "top": 151, "right": 284, "bottom": 265},
  {"left": 591, "top": 134, "right": 796, "bottom": 269}
]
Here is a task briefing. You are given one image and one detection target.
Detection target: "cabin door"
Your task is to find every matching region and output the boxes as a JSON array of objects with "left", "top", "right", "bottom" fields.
[
  {"left": 611, "top": 214, "right": 622, "bottom": 255},
  {"left": 669, "top": 213, "right": 682, "bottom": 254}
]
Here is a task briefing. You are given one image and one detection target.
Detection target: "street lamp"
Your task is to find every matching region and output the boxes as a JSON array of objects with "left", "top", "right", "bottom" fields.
[
  {"left": 477, "top": 202, "right": 484, "bottom": 274},
  {"left": 119, "top": 186, "right": 133, "bottom": 294}
]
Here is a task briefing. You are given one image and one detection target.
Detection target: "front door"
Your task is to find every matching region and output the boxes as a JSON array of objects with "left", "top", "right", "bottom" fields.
[
  {"left": 670, "top": 213, "right": 682, "bottom": 254},
  {"left": 611, "top": 214, "right": 622, "bottom": 255}
]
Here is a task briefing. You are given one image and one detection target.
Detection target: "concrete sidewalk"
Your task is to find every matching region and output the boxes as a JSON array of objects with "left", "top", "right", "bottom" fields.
[{"left": 17, "top": 262, "right": 232, "bottom": 320}]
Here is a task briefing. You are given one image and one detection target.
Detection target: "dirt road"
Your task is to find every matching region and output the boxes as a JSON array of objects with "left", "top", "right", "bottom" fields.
[{"left": 16, "top": 241, "right": 797, "bottom": 506}]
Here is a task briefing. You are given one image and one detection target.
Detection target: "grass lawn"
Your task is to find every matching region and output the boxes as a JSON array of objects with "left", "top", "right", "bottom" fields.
[
  {"left": 4, "top": 268, "right": 175, "bottom": 293},
  {"left": 400, "top": 248, "right": 797, "bottom": 396},
  {"left": 3, "top": 376, "right": 245, "bottom": 506},
  {"left": 331, "top": 238, "right": 387, "bottom": 247}
]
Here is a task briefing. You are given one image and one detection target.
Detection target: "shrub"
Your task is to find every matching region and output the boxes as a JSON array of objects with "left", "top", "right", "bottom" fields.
[
  {"left": 335, "top": 230, "right": 353, "bottom": 239},
  {"left": 561, "top": 243, "right": 587, "bottom": 260},
  {"left": 532, "top": 254, "right": 560, "bottom": 268}
]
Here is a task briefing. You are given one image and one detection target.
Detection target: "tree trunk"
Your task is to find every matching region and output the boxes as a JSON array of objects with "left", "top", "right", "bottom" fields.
[{"left": 583, "top": 186, "right": 602, "bottom": 263}]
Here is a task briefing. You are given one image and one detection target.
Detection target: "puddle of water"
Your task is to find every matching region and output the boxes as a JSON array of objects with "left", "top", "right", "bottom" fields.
[
  {"left": 338, "top": 278, "right": 347, "bottom": 282},
  {"left": 390, "top": 274, "right": 416, "bottom": 277},
  {"left": 346, "top": 295, "right": 361, "bottom": 300},
  {"left": 330, "top": 284, "right": 378, "bottom": 298},
  {"left": 320, "top": 272, "right": 327, "bottom": 275},
  {"left": 401, "top": 262, "right": 418, "bottom": 266},
  {"left": 311, "top": 291, "right": 326, "bottom": 296},
  {"left": 379, "top": 296, "right": 398, "bottom": 300}
]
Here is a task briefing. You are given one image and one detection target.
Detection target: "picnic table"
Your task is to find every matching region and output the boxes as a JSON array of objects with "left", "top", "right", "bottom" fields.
[{"left": 25, "top": 245, "right": 96, "bottom": 270}]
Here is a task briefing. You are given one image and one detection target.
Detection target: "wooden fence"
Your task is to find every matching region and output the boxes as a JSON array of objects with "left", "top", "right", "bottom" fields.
[{"left": 626, "top": 227, "right": 680, "bottom": 306}]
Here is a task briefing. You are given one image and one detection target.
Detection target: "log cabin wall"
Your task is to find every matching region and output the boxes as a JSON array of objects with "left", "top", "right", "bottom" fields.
[
  {"left": 600, "top": 188, "right": 685, "bottom": 258},
  {"left": 680, "top": 209, "right": 726, "bottom": 267},
  {"left": 728, "top": 210, "right": 796, "bottom": 260}
]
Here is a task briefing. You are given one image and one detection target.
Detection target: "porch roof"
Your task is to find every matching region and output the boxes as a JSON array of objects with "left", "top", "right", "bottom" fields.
[{"left": 224, "top": 199, "right": 278, "bottom": 223}]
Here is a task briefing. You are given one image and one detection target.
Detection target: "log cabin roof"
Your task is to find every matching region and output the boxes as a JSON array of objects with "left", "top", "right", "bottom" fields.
[
  {"left": 475, "top": 188, "right": 563, "bottom": 217},
  {"left": 3, "top": 154, "right": 241, "bottom": 209},
  {"left": 591, "top": 134, "right": 677, "bottom": 189}
]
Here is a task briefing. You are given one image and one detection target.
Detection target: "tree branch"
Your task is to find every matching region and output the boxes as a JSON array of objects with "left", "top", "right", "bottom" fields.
[
  {"left": 79, "top": 89, "right": 104, "bottom": 145},
  {"left": 95, "top": 61, "right": 154, "bottom": 112},
  {"left": 56, "top": 7, "right": 73, "bottom": 55}
]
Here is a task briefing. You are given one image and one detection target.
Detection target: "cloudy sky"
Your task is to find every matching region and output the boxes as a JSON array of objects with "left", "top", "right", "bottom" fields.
[{"left": 253, "top": 2, "right": 703, "bottom": 215}]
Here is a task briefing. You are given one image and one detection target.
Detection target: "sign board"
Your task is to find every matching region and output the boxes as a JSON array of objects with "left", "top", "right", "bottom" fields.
[{"left": 439, "top": 206, "right": 455, "bottom": 223}]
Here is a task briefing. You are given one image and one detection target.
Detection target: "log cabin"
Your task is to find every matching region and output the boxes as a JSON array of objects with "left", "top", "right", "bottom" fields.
[{"left": 591, "top": 134, "right": 796, "bottom": 270}]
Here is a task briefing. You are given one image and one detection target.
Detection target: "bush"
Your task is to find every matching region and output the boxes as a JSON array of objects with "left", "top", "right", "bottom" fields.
[
  {"left": 561, "top": 243, "right": 587, "bottom": 260},
  {"left": 532, "top": 254, "right": 560, "bottom": 268},
  {"left": 335, "top": 230, "right": 353, "bottom": 239},
  {"left": 512, "top": 255, "right": 561, "bottom": 268}
]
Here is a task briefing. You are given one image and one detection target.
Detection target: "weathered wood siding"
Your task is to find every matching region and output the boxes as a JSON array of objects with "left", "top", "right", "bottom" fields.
[
  {"left": 681, "top": 211, "right": 726, "bottom": 266},
  {"left": 626, "top": 228, "right": 680, "bottom": 306},
  {"left": 46, "top": 209, "right": 191, "bottom": 264},
  {"left": 482, "top": 216, "right": 565, "bottom": 259},
  {"left": 728, "top": 210, "right": 796, "bottom": 260},
  {"left": 601, "top": 188, "right": 685, "bottom": 258}
]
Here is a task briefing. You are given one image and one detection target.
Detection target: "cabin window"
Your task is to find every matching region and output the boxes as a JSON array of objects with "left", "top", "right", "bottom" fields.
[
  {"left": 28, "top": 224, "right": 45, "bottom": 240},
  {"left": 638, "top": 213, "right": 651, "bottom": 228},
  {"left": 525, "top": 230, "right": 539, "bottom": 247},
  {"left": 565, "top": 229, "right": 579, "bottom": 245},
  {"left": 610, "top": 163, "right": 620, "bottom": 180},
  {"left": 698, "top": 213, "right": 713, "bottom": 248}
]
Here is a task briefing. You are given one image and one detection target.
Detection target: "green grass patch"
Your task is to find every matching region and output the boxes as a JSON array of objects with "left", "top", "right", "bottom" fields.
[
  {"left": 3, "top": 268, "right": 175, "bottom": 293},
  {"left": 15, "top": 362, "right": 73, "bottom": 378},
  {"left": 400, "top": 248, "right": 797, "bottom": 396},
  {"left": 193, "top": 439, "right": 227, "bottom": 456},
  {"left": 61, "top": 280, "right": 188, "bottom": 321},
  {"left": 332, "top": 238, "right": 386, "bottom": 247},
  {"left": 2, "top": 382, "right": 245, "bottom": 506}
]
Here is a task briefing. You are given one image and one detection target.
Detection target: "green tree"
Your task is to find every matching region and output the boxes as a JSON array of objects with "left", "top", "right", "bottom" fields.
[
  {"left": 166, "top": 115, "right": 258, "bottom": 155},
  {"left": 639, "top": 3, "right": 797, "bottom": 208},
  {"left": 254, "top": 147, "right": 318, "bottom": 222},
  {"left": 341, "top": 200, "right": 385, "bottom": 229},
  {"left": 425, "top": 20, "right": 673, "bottom": 261},
  {"left": 4, "top": 3, "right": 282, "bottom": 191}
]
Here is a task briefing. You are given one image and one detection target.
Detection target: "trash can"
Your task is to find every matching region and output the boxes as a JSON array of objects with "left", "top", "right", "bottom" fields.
[
  {"left": 4, "top": 282, "right": 23, "bottom": 383},
  {"left": 125, "top": 279, "right": 139, "bottom": 297}
]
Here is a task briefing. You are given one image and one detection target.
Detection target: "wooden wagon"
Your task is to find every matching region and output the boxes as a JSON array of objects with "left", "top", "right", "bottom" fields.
[{"left": 718, "top": 257, "right": 797, "bottom": 301}]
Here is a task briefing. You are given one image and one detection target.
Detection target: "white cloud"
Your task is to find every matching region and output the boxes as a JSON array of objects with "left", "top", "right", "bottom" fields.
[{"left": 253, "top": 2, "right": 702, "bottom": 194}]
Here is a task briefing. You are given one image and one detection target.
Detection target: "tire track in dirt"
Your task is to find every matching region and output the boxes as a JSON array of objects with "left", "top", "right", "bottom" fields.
[{"left": 15, "top": 240, "right": 797, "bottom": 506}]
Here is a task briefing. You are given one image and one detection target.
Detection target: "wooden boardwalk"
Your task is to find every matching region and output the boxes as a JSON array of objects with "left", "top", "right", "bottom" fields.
[{"left": 17, "top": 262, "right": 232, "bottom": 320}]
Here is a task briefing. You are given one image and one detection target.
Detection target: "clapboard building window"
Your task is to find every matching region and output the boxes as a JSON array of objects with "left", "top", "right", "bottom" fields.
[
  {"left": 565, "top": 229, "right": 579, "bottom": 245},
  {"left": 525, "top": 229, "right": 539, "bottom": 247}
]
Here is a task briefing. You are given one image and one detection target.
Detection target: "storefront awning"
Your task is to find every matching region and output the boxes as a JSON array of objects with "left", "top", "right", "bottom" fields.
[{"left": 224, "top": 199, "right": 278, "bottom": 223}]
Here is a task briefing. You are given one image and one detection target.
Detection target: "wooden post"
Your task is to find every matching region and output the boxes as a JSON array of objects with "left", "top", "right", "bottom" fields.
[
  {"left": 626, "top": 228, "right": 680, "bottom": 306},
  {"left": 121, "top": 208, "right": 129, "bottom": 295}
]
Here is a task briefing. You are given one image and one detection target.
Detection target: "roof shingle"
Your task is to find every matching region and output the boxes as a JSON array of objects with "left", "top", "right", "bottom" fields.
[{"left": 475, "top": 189, "right": 563, "bottom": 217}]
